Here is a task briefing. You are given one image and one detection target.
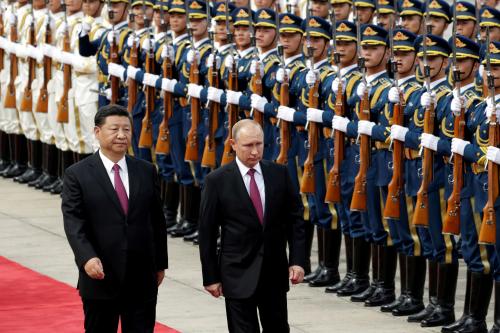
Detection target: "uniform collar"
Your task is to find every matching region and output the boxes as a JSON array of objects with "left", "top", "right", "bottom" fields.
[
  {"left": 239, "top": 46, "right": 255, "bottom": 58},
  {"left": 460, "top": 82, "right": 475, "bottom": 94},
  {"left": 399, "top": 75, "right": 416, "bottom": 85},
  {"left": 155, "top": 31, "right": 167, "bottom": 42},
  {"left": 259, "top": 48, "right": 277, "bottom": 61},
  {"left": 312, "top": 58, "right": 329, "bottom": 70},
  {"left": 285, "top": 53, "right": 302, "bottom": 66},
  {"left": 217, "top": 43, "right": 232, "bottom": 53},
  {"left": 114, "top": 21, "right": 128, "bottom": 31},
  {"left": 430, "top": 77, "right": 447, "bottom": 90},
  {"left": 173, "top": 33, "right": 189, "bottom": 45},
  {"left": 340, "top": 63, "right": 358, "bottom": 76},
  {"left": 193, "top": 37, "right": 209, "bottom": 49},
  {"left": 68, "top": 11, "right": 83, "bottom": 22},
  {"left": 366, "top": 70, "right": 386, "bottom": 85},
  {"left": 51, "top": 11, "right": 65, "bottom": 21}
]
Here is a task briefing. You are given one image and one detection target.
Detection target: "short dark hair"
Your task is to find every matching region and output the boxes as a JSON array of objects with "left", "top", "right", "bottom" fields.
[{"left": 94, "top": 104, "right": 132, "bottom": 127}]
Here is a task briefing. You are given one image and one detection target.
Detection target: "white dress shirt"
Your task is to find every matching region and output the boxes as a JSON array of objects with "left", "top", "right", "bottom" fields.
[
  {"left": 99, "top": 150, "right": 129, "bottom": 198},
  {"left": 236, "top": 157, "right": 266, "bottom": 214}
]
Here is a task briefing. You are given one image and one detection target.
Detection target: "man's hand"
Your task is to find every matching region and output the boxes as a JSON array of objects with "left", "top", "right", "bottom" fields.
[
  {"left": 84, "top": 257, "right": 104, "bottom": 280},
  {"left": 289, "top": 265, "right": 305, "bottom": 284},
  {"left": 157, "top": 270, "right": 165, "bottom": 286},
  {"left": 205, "top": 283, "right": 223, "bottom": 298}
]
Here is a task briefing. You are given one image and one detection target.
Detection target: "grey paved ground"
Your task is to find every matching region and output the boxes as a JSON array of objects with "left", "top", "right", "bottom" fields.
[{"left": 0, "top": 177, "right": 487, "bottom": 332}]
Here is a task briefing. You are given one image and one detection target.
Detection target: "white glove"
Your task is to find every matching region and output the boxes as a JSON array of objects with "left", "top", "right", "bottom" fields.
[
  {"left": 206, "top": 53, "right": 221, "bottom": 70},
  {"left": 51, "top": 48, "right": 63, "bottom": 63},
  {"left": 277, "top": 105, "right": 295, "bottom": 122},
  {"left": 42, "top": 43, "right": 54, "bottom": 58},
  {"left": 224, "top": 54, "right": 234, "bottom": 69},
  {"left": 80, "top": 18, "right": 92, "bottom": 37},
  {"left": 332, "top": 115, "right": 349, "bottom": 133},
  {"left": 57, "top": 22, "right": 68, "bottom": 39},
  {"left": 106, "top": 29, "right": 119, "bottom": 44},
  {"left": 0, "top": 36, "right": 7, "bottom": 50},
  {"left": 161, "top": 78, "right": 178, "bottom": 92},
  {"left": 126, "top": 35, "right": 138, "bottom": 48},
  {"left": 185, "top": 49, "right": 198, "bottom": 65},
  {"left": 357, "top": 120, "right": 375, "bottom": 136},
  {"left": 390, "top": 125, "right": 408, "bottom": 142},
  {"left": 14, "top": 43, "right": 29, "bottom": 59},
  {"left": 307, "top": 108, "right": 324, "bottom": 123},
  {"left": 141, "top": 38, "right": 152, "bottom": 51},
  {"left": 26, "top": 45, "right": 41, "bottom": 61},
  {"left": 420, "top": 91, "right": 436, "bottom": 108},
  {"left": 276, "top": 68, "right": 290, "bottom": 83},
  {"left": 451, "top": 138, "right": 470, "bottom": 156},
  {"left": 187, "top": 83, "right": 203, "bottom": 99},
  {"left": 487, "top": 146, "right": 500, "bottom": 165},
  {"left": 251, "top": 94, "right": 268, "bottom": 112},
  {"left": 450, "top": 96, "right": 465, "bottom": 115},
  {"left": 32, "top": 46, "right": 44, "bottom": 63},
  {"left": 126, "top": 65, "right": 140, "bottom": 81},
  {"left": 486, "top": 97, "right": 500, "bottom": 119},
  {"left": 207, "top": 86, "right": 224, "bottom": 103},
  {"left": 356, "top": 81, "right": 368, "bottom": 98},
  {"left": 226, "top": 90, "right": 242, "bottom": 105},
  {"left": 8, "top": 13, "right": 16, "bottom": 25},
  {"left": 420, "top": 133, "right": 439, "bottom": 151},
  {"left": 161, "top": 44, "right": 174, "bottom": 62},
  {"left": 388, "top": 87, "right": 400, "bottom": 103},
  {"left": 60, "top": 51, "right": 75, "bottom": 65},
  {"left": 305, "top": 70, "right": 318, "bottom": 86},
  {"left": 104, "top": 88, "right": 112, "bottom": 101},
  {"left": 288, "top": 0, "right": 297, "bottom": 5},
  {"left": 250, "top": 60, "right": 264, "bottom": 76},
  {"left": 143, "top": 73, "right": 159, "bottom": 87},
  {"left": 331, "top": 77, "right": 346, "bottom": 94},
  {"left": 108, "top": 63, "right": 126, "bottom": 80}
]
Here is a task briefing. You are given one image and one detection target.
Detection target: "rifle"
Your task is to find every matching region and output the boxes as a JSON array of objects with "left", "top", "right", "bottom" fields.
[
  {"left": 108, "top": 0, "right": 119, "bottom": 104},
  {"left": 201, "top": 6, "right": 218, "bottom": 168},
  {"left": 221, "top": 0, "right": 238, "bottom": 166},
  {"left": 350, "top": 5, "right": 369, "bottom": 212},
  {"left": 412, "top": 1, "right": 434, "bottom": 227},
  {"left": 184, "top": 1, "right": 200, "bottom": 161},
  {"left": 475, "top": 0, "right": 482, "bottom": 43},
  {"left": 478, "top": 27, "right": 498, "bottom": 245},
  {"left": 20, "top": 0, "right": 36, "bottom": 113},
  {"left": 249, "top": 3, "right": 263, "bottom": 126},
  {"left": 139, "top": 0, "right": 154, "bottom": 148},
  {"left": 300, "top": 0, "right": 319, "bottom": 194},
  {"left": 443, "top": 0, "right": 464, "bottom": 235},
  {"left": 35, "top": 8, "right": 51, "bottom": 113},
  {"left": 0, "top": 4, "right": 5, "bottom": 85},
  {"left": 155, "top": 5, "right": 172, "bottom": 155},
  {"left": 383, "top": 0, "right": 405, "bottom": 219},
  {"left": 325, "top": 7, "right": 345, "bottom": 203},
  {"left": 4, "top": 3, "right": 17, "bottom": 109},
  {"left": 127, "top": 11, "right": 138, "bottom": 114},
  {"left": 275, "top": 43, "right": 290, "bottom": 165},
  {"left": 56, "top": 0, "right": 70, "bottom": 123}
]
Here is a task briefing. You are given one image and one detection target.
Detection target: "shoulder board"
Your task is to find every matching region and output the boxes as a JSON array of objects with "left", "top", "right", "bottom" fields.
[
  {"left": 118, "top": 28, "right": 131, "bottom": 49},
  {"left": 375, "top": 77, "right": 392, "bottom": 88},
  {"left": 290, "top": 65, "right": 303, "bottom": 80},
  {"left": 404, "top": 85, "right": 420, "bottom": 102},
  {"left": 198, "top": 43, "right": 212, "bottom": 58},
  {"left": 370, "top": 84, "right": 388, "bottom": 109},
  {"left": 320, "top": 68, "right": 332, "bottom": 81},
  {"left": 345, "top": 70, "right": 362, "bottom": 80},
  {"left": 264, "top": 56, "right": 280, "bottom": 74},
  {"left": 435, "top": 85, "right": 451, "bottom": 101}
]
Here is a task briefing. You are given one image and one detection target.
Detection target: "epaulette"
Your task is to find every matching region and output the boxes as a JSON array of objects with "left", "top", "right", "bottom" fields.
[
  {"left": 374, "top": 77, "right": 392, "bottom": 88},
  {"left": 345, "top": 70, "right": 362, "bottom": 80},
  {"left": 175, "top": 40, "right": 189, "bottom": 66},
  {"left": 370, "top": 83, "right": 389, "bottom": 110},
  {"left": 263, "top": 54, "right": 280, "bottom": 74},
  {"left": 319, "top": 67, "right": 333, "bottom": 82},
  {"left": 289, "top": 63, "right": 304, "bottom": 81},
  {"left": 404, "top": 84, "right": 420, "bottom": 102},
  {"left": 198, "top": 43, "right": 212, "bottom": 59},
  {"left": 90, "top": 22, "right": 106, "bottom": 41},
  {"left": 435, "top": 84, "right": 451, "bottom": 102},
  {"left": 118, "top": 28, "right": 131, "bottom": 50}
]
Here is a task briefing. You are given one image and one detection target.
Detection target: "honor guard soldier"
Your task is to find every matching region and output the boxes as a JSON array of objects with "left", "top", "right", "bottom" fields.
[
  {"left": 376, "top": 0, "right": 396, "bottom": 31},
  {"left": 353, "top": 0, "right": 375, "bottom": 25},
  {"left": 331, "top": 0, "right": 352, "bottom": 21},
  {"left": 399, "top": 0, "right": 424, "bottom": 35},
  {"left": 0, "top": 1, "right": 9, "bottom": 173},
  {"left": 476, "top": 7, "right": 500, "bottom": 97},
  {"left": 311, "top": 0, "right": 329, "bottom": 19},
  {"left": 454, "top": 1, "right": 478, "bottom": 40},
  {"left": 424, "top": 0, "right": 450, "bottom": 37}
]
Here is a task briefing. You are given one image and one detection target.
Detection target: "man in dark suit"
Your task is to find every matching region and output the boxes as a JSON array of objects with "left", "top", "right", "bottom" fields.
[
  {"left": 199, "top": 119, "right": 306, "bottom": 333},
  {"left": 62, "top": 104, "right": 168, "bottom": 333}
]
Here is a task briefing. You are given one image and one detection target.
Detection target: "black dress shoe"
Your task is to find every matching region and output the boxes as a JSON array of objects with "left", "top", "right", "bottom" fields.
[
  {"left": 325, "top": 273, "right": 352, "bottom": 293},
  {"left": 308, "top": 269, "right": 339, "bottom": 287},
  {"left": 167, "top": 221, "right": 182, "bottom": 234},
  {"left": 165, "top": 217, "right": 177, "bottom": 229},
  {"left": 420, "top": 305, "right": 455, "bottom": 327},
  {"left": 453, "top": 317, "right": 488, "bottom": 333},
  {"left": 36, "top": 175, "right": 57, "bottom": 190},
  {"left": 170, "top": 222, "right": 197, "bottom": 237},
  {"left": 441, "top": 316, "right": 470, "bottom": 333},
  {"left": 18, "top": 169, "right": 42, "bottom": 184},
  {"left": 0, "top": 163, "right": 13, "bottom": 177},
  {"left": 50, "top": 179, "right": 63, "bottom": 194},
  {"left": 193, "top": 237, "right": 199, "bottom": 245},
  {"left": 0, "top": 160, "right": 11, "bottom": 172},
  {"left": 304, "top": 265, "right": 323, "bottom": 283},
  {"left": 43, "top": 178, "right": 61, "bottom": 192},
  {"left": 351, "top": 283, "right": 376, "bottom": 302},
  {"left": 407, "top": 302, "right": 436, "bottom": 322},
  {"left": 381, "top": 294, "right": 406, "bottom": 312},
  {"left": 183, "top": 230, "right": 198, "bottom": 242},
  {"left": 14, "top": 168, "right": 34, "bottom": 182},
  {"left": 392, "top": 296, "right": 425, "bottom": 317},
  {"left": 28, "top": 173, "right": 48, "bottom": 187},
  {"left": 4, "top": 163, "right": 27, "bottom": 178},
  {"left": 364, "top": 286, "right": 395, "bottom": 307},
  {"left": 337, "top": 276, "right": 370, "bottom": 297}
]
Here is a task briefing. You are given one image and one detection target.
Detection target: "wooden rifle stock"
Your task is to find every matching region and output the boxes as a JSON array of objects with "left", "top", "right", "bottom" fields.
[
  {"left": 300, "top": 80, "right": 320, "bottom": 194},
  {"left": 56, "top": 29, "right": 71, "bottom": 123},
  {"left": 221, "top": 62, "right": 238, "bottom": 166},
  {"left": 383, "top": 92, "right": 405, "bottom": 219},
  {"left": 276, "top": 74, "right": 290, "bottom": 165},
  {"left": 4, "top": 19, "right": 17, "bottom": 109},
  {"left": 350, "top": 89, "right": 370, "bottom": 211},
  {"left": 443, "top": 105, "right": 465, "bottom": 235},
  {"left": 155, "top": 52, "right": 173, "bottom": 155},
  {"left": 20, "top": 19, "right": 36, "bottom": 112},
  {"left": 201, "top": 58, "right": 219, "bottom": 168},
  {"left": 109, "top": 31, "right": 119, "bottom": 104},
  {"left": 184, "top": 56, "right": 200, "bottom": 161},
  {"left": 36, "top": 19, "right": 52, "bottom": 113},
  {"left": 479, "top": 114, "right": 498, "bottom": 244},
  {"left": 325, "top": 81, "right": 346, "bottom": 203},
  {"left": 412, "top": 102, "right": 435, "bottom": 227},
  {"left": 139, "top": 49, "right": 154, "bottom": 148},
  {"left": 251, "top": 62, "right": 264, "bottom": 127},
  {"left": 127, "top": 39, "right": 138, "bottom": 114}
]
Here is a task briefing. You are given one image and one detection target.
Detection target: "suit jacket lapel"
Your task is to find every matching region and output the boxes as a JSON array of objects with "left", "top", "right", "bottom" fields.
[
  {"left": 228, "top": 161, "right": 262, "bottom": 226},
  {"left": 126, "top": 156, "right": 140, "bottom": 213},
  {"left": 260, "top": 161, "right": 271, "bottom": 227},
  {"left": 89, "top": 153, "right": 125, "bottom": 216}
]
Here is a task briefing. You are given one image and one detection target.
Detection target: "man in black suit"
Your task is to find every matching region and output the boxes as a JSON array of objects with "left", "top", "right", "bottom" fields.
[
  {"left": 199, "top": 119, "right": 306, "bottom": 332},
  {"left": 62, "top": 104, "right": 168, "bottom": 333}
]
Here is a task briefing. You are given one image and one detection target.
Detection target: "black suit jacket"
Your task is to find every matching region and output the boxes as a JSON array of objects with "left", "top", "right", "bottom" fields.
[
  {"left": 199, "top": 160, "right": 306, "bottom": 299},
  {"left": 62, "top": 153, "right": 168, "bottom": 300}
]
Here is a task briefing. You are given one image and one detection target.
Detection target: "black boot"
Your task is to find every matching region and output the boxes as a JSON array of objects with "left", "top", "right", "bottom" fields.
[
  {"left": 381, "top": 253, "right": 406, "bottom": 312},
  {"left": 184, "top": 185, "right": 201, "bottom": 241},
  {"left": 351, "top": 243, "right": 379, "bottom": 302},
  {"left": 303, "top": 222, "right": 315, "bottom": 278},
  {"left": 309, "top": 228, "right": 341, "bottom": 287},
  {"left": 454, "top": 272, "right": 492, "bottom": 333},
  {"left": 37, "top": 145, "right": 59, "bottom": 189},
  {"left": 406, "top": 259, "right": 438, "bottom": 322},
  {"left": 365, "top": 245, "right": 397, "bottom": 307},
  {"left": 337, "top": 237, "right": 370, "bottom": 297},
  {"left": 442, "top": 270, "right": 472, "bottom": 332},
  {"left": 392, "top": 255, "right": 426, "bottom": 317},
  {"left": 421, "top": 262, "right": 458, "bottom": 327},
  {"left": 50, "top": 151, "right": 74, "bottom": 194},
  {"left": 171, "top": 185, "right": 199, "bottom": 237},
  {"left": 164, "top": 181, "right": 180, "bottom": 229},
  {"left": 326, "top": 234, "right": 353, "bottom": 293},
  {"left": 17, "top": 140, "right": 42, "bottom": 184},
  {"left": 304, "top": 226, "right": 324, "bottom": 283},
  {"left": 168, "top": 185, "right": 186, "bottom": 234},
  {"left": 490, "top": 281, "right": 500, "bottom": 333},
  {"left": 0, "top": 131, "right": 11, "bottom": 172},
  {"left": 0, "top": 134, "right": 16, "bottom": 177},
  {"left": 5, "top": 135, "right": 28, "bottom": 178},
  {"left": 29, "top": 143, "right": 48, "bottom": 187}
]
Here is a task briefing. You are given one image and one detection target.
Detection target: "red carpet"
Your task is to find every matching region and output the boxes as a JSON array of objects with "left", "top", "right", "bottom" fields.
[{"left": 0, "top": 256, "right": 179, "bottom": 333}]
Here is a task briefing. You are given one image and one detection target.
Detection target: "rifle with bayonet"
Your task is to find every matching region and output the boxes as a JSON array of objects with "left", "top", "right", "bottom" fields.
[
  {"left": 57, "top": 0, "right": 70, "bottom": 123},
  {"left": 184, "top": 0, "right": 200, "bottom": 161},
  {"left": 127, "top": 9, "right": 138, "bottom": 114},
  {"left": 139, "top": 0, "right": 154, "bottom": 148},
  {"left": 479, "top": 27, "right": 498, "bottom": 245},
  {"left": 350, "top": 5, "right": 370, "bottom": 212},
  {"left": 325, "top": 7, "right": 345, "bottom": 204},
  {"left": 4, "top": 2, "right": 17, "bottom": 109},
  {"left": 300, "top": 0, "right": 318, "bottom": 194},
  {"left": 0, "top": 4, "right": 5, "bottom": 87},
  {"left": 108, "top": 0, "right": 119, "bottom": 104},
  {"left": 275, "top": 43, "right": 290, "bottom": 165},
  {"left": 20, "top": 0, "right": 36, "bottom": 113},
  {"left": 249, "top": 2, "right": 263, "bottom": 126},
  {"left": 443, "top": 0, "right": 464, "bottom": 235},
  {"left": 36, "top": 7, "right": 51, "bottom": 113},
  {"left": 156, "top": 5, "right": 172, "bottom": 155},
  {"left": 413, "top": 1, "right": 434, "bottom": 227},
  {"left": 383, "top": 0, "right": 405, "bottom": 219}
]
